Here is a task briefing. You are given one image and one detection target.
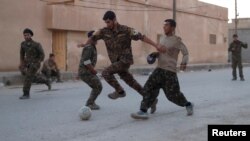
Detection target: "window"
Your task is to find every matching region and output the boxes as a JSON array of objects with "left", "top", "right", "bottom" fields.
[{"left": 209, "top": 34, "right": 216, "bottom": 44}]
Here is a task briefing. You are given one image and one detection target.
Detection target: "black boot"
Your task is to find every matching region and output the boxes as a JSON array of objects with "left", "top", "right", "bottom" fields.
[
  {"left": 19, "top": 92, "right": 30, "bottom": 100},
  {"left": 46, "top": 80, "right": 51, "bottom": 90}
]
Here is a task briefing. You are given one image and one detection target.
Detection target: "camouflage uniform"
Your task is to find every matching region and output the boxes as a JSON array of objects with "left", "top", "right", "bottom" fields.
[
  {"left": 42, "top": 58, "right": 61, "bottom": 81},
  {"left": 228, "top": 40, "right": 248, "bottom": 80},
  {"left": 139, "top": 35, "right": 191, "bottom": 112},
  {"left": 91, "top": 24, "right": 144, "bottom": 95},
  {"left": 78, "top": 44, "right": 102, "bottom": 107},
  {"left": 20, "top": 40, "right": 50, "bottom": 97}
]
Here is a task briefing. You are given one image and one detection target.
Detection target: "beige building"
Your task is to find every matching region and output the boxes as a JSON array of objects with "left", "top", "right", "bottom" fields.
[{"left": 0, "top": 0, "right": 228, "bottom": 72}]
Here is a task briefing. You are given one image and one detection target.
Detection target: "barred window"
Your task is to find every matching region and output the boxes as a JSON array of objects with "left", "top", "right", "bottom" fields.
[{"left": 209, "top": 34, "right": 216, "bottom": 44}]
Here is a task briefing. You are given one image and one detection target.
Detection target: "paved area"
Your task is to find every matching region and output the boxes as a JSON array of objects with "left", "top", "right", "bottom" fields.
[{"left": 0, "top": 67, "right": 250, "bottom": 141}]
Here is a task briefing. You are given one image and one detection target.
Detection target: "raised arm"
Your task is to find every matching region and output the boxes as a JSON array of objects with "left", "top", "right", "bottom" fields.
[
  {"left": 78, "top": 30, "right": 103, "bottom": 48},
  {"left": 142, "top": 36, "right": 166, "bottom": 53},
  {"left": 241, "top": 41, "right": 248, "bottom": 49}
]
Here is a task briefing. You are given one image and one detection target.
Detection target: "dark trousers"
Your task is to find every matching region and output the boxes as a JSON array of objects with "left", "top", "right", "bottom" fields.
[
  {"left": 140, "top": 68, "right": 188, "bottom": 112},
  {"left": 231, "top": 58, "right": 244, "bottom": 79},
  {"left": 79, "top": 72, "right": 102, "bottom": 105},
  {"left": 101, "top": 61, "right": 143, "bottom": 95},
  {"left": 42, "top": 69, "right": 61, "bottom": 81},
  {"left": 22, "top": 63, "right": 49, "bottom": 96}
]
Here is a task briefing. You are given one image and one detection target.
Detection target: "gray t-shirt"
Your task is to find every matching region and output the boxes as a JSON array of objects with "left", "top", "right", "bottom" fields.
[{"left": 157, "top": 35, "right": 189, "bottom": 73}]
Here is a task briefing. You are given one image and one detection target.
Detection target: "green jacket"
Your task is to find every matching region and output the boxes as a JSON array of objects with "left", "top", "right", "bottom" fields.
[
  {"left": 229, "top": 40, "right": 248, "bottom": 60},
  {"left": 20, "top": 39, "right": 45, "bottom": 64}
]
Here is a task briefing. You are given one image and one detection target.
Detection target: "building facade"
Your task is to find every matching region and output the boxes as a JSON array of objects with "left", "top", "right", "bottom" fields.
[{"left": 0, "top": 0, "right": 228, "bottom": 72}]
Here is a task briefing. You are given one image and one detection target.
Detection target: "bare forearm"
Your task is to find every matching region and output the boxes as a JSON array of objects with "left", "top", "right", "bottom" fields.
[
  {"left": 142, "top": 36, "right": 158, "bottom": 49},
  {"left": 78, "top": 38, "right": 92, "bottom": 48}
]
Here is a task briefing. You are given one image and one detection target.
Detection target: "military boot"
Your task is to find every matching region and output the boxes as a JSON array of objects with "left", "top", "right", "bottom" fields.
[
  {"left": 108, "top": 91, "right": 126, "bottom": 100},
  {"left": 46, "top": 80, "right": 51, "bottom": 90},
  {"left": 86, "top": 103, "right": 100, "bottom": 110}
]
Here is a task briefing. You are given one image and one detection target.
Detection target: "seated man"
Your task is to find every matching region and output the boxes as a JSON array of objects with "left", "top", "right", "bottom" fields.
[{"left": 42, "top": 53, "right": 63, "bottom": 82}]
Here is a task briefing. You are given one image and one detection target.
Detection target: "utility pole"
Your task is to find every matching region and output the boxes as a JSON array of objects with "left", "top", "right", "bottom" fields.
[
  {"left": 235, "top": 0, "right": 238, "bottom": 34},
  {"left": 173, "top": 0, "right": 176, "bottom": 20}
]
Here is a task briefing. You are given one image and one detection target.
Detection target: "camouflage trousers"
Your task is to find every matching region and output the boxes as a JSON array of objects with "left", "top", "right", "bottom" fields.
[
  {"left": 140, "top": 68, "right": 188, "bottom": 112},
  {"left": 79, "top": 72, "right": 102, "bottom": 106},
  {"left": 42, "top": 69, "right": 61, "bottom": 81},
  {"left": 231, "top": 58, "right": 244, "bottom": 79},
  {"left": 21, "top": 63, "right": 50, "bottom": 96},
  {"left": 101, "top": 61, "right": 143, "bottom": 95}
]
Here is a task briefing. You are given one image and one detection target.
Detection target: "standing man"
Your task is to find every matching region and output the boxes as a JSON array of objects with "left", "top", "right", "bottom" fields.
[
  {"left": 78, "top": 11, "right": 165, "bottom": 113},
  {"left": 131, "top": 19, "right": 193, "bottom": 119},
  {"left": 78, "top": 31, "right": 102, "bottom": 110},
  {"left": 228, "top": 34, "right": 248, "bottom": 81},
  {"left": 19, "top": 28, "right": 51, "bottom": 99},
  {"left": 42, "top": 53, "right": 63, "bottom": 82}
]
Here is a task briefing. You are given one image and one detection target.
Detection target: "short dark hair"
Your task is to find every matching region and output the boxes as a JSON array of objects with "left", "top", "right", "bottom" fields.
[
  {"left": 164, "top": 19, "right": 176, "bottom": 27},
  {"left": 103, "top": 11, "right": 116, "bottom": 20},
  {"left": 23, "top": 28, "right": 33, "bottom": 36},
  {"left": 233, "top": 34, "right": 238, "bottom": 37},
  {"left": 49, "top": 53, "right": 55, "bottom": 58},
  {"left": 87, "top": 30, "right": 95, "bottom": 38}
]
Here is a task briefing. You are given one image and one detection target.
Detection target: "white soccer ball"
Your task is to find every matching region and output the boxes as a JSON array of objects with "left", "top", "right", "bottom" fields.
[{"left": 79, "top": 106, "right": 92, "bottom": 120}]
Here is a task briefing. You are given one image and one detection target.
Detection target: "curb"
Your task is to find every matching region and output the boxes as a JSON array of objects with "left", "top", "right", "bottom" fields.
[{"left": 1, "top": 63, "right": 250, "bottom": 86}]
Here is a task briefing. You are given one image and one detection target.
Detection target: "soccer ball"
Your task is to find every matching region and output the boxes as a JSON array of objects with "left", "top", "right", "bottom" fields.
[{"left": 79, "top": 106, "right": 92, "bottom": 120}]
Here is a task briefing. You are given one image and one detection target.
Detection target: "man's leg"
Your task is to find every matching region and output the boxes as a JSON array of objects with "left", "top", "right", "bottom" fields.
[
  {"left": 42, "top": 69, "right": 51, "bottom": 79},
  {"left": 118, "top": 70, "right": 143, "bottom": 96},
  {"left": 34, "top": 73, "right": 51, "bottom": 90},
  {"left": 238, "top": 60, "right": 244, "bottom": 81},
  {"left": 20, "top": 71, "right": 34, "bottom": 99},
  {"left": 231, "top": 60, "right": 237, "bottom": 80},
  {"left": 102, "top": 61, "right": 128, "bottom": 99},
  {"left": 51, "top": 70, "right": 62, "bottom": 82},
  {"left": 55, "top": 70, "right": 63, "bottom": 82},
  {"left": 119, "top": 67, "right": 159, "bottom": 113},
  {"left": 131, "top": 69, "right": 161, "bottom": 119},
  {"left": 80, "top": 73, "right": 102, "bottom": 110},
  {"left": 20, "top": 63, "right": 40, "bottom": 99},
  {"left": 162, "top": 71, "right": 193, "bottom": 116}
]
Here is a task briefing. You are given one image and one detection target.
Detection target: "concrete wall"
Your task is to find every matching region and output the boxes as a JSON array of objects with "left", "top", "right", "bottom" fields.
[
  {"left": 0, "top": 0, "right": 52, "bottom": 71},
  {"left": 0, "top": 0, "right": 228, "bottom": 72}
]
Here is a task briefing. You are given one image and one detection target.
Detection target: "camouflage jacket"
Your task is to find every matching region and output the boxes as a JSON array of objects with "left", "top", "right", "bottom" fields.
[
  {"left": 20, "top": 39, "right": 45, "bottom": 64},
  {"left": 78, "top": 44, "right": 97, "bottom": 74},
  {"left": 91, "top": 24, "right": 144, "bottom": 64},
  {"left": 229, "top": 40, "right": 248, "bottom": 58}
]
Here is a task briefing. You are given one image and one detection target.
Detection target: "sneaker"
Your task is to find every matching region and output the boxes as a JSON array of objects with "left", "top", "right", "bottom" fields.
[
  {"left": 87, "top": 103, "right": 100, "bottom": 110},
  {"left": 240, "top": 78, "right": 245, "bottom": 81},
  {"left": 186, "top": 103, "right": 194, "bottom": 116},
  {"left": 19, "top": 95, "right": 30, "bottom": 100},
  {"left": 108, "top": 91, "right": 126, "bottom": 100},
  {"left": 150, "top": 99, "right": 158, "bottom": 114},
  {"left": 232, "top": 78, "right": 237, "bottom": 81},
  {"left": 131, "top": 111, "right": 149, "bottom": 119}
]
